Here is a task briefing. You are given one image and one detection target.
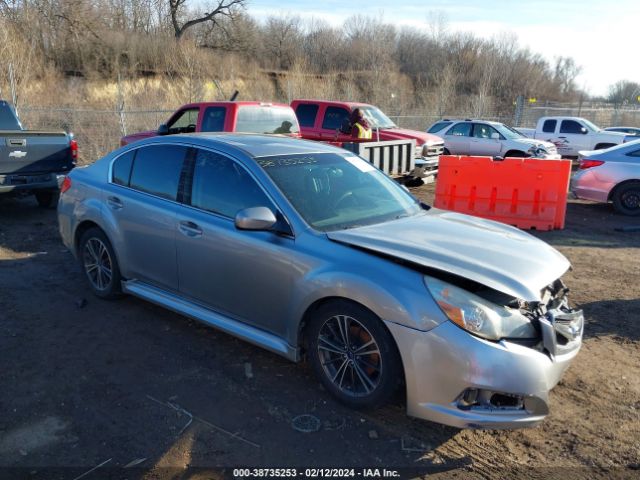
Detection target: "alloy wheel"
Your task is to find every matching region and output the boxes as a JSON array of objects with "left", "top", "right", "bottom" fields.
[
  {"left": 316, "top": 315, "right": 382, "bottom": 397},
  {"left": 83, "top": 237, "right": 113, "bottom": 291}
]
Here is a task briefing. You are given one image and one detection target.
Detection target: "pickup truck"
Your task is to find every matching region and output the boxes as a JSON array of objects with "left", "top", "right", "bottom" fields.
[
  {"left": 120, "top": 101, "right": 301, "bottom": 146},
  {"left": 290, "top": 99, "right": 444, "bottom": 177},
  {"left": 516, "top": 116, "right": 635, "bottom": 157},
  {"left": 0, "top": 100, "right": 77, "bottom": 207}
]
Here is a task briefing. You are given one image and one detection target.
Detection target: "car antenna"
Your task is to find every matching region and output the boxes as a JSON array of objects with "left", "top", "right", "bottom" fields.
[{"left": 229, "top": 90, "right": 239, "bottom": 102}]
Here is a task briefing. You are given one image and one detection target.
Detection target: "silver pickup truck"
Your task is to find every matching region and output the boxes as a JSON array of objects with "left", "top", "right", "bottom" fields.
[{"left": 0, "top": 100, "right": 77, "bottom": 207}]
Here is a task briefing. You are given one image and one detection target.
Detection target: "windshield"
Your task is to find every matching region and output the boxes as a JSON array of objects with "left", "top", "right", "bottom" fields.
[
  {"left": 256, "top": 152, "right": 422, "bottom": 231},
  {"left": 581, "top": 119, "right": 600, "bottom": 132},
  {"left": 495, "top": 123, "right": 525, "bottom": 140},
  {"left": 358, "top": 106, "right": 397, "bottom": 129},
  {"left": 236, "top": 106, "right": 300, "bottom": 135}
]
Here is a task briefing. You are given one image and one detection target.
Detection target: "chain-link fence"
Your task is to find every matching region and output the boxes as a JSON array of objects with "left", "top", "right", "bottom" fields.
[
  {"left": 15, "top": 101, "right": 640, "bottom": 164},
  {"left": 18, "top": 107, "right": 173, "bottom": 163}
]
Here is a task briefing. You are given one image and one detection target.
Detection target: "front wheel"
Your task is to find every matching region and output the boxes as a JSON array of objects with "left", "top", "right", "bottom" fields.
[
  {"left": 79, "top": 227, "right": 122, "bottom": 299},
  {"left": 306, "top": 301, "right": 403, "bottom": 409},
  {"left": 612, "top": 182, "right": 640, "bottom": 216}
]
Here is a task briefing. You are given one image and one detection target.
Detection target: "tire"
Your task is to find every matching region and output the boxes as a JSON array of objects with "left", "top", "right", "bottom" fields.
[
  {"left": 612, "top": 182, "right": 640, "bottom": 216},
  {"left": 504, "top": 150, "right": 526, "bottom": 158},
  {"left": 35, "top": 191, "right": 58, "bottom": 208},
  {"left": 443, "top": 148, "right": 451, "bottom": 155},
  {"left": 306, "top": 300, "right": 403, "bottom": 410},
  {"left": 595, "top": 143, "right": 616, "bottom": 150},
  {"left": 78, "top": 227, "right": 122, "bottom": 299}
]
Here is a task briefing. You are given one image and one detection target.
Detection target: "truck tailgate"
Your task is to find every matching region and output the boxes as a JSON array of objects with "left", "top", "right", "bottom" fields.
[{"left": 0, "top": 131, "right": 73, "bottom": 175}]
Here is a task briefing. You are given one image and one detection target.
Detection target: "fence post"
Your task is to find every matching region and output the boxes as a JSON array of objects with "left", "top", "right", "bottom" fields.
[
  {"left": 513, "top": 95, "right": 524, "bottom": 126},
  {"left": 117, "top": 73, "right": 127, "bottom": 137}
]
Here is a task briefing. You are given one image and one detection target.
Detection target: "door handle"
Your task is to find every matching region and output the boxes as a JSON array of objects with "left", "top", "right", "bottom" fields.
[
  {"left": 179, "top": 220, "right": 203, "bottom": 237},
  {"left": 107, "top": 196, "right": 123, "bottom": 210}
]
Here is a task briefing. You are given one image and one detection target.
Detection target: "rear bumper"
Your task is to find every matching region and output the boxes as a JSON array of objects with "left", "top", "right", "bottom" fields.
[
  {"left": 0, "top": 172, "right": 65, "bottom": 194},
  {"left": 385, "top": 319, "right": 581, "bottom": 429}
]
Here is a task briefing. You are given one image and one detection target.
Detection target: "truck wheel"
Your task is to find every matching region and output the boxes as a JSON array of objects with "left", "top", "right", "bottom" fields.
[
  {"left": 612, "top": 182, "right": 640, "bottom": 216},
  {"left": 306, "top": 300, "right": 403, "bottom": 410},
  {"left": 35, "top": 191, "right": 58, "bottom": 208},
  {"left": 79, "top": 227, "right": 122, "bottom": 299},
  {"left": 595, "top": 143, "right": 616, "bottom": 150}
]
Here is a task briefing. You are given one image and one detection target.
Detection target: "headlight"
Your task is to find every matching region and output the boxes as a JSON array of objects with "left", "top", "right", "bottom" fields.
[
  {"left": 528, "top": 144, "right": 549, "bottom": 156},
  {"left": 424, "top": 276, "right": 537, "bottom": 340}
]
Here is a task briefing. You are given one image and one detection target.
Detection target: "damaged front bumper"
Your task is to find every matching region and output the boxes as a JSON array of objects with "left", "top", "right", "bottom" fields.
[{"left": 385, "top": 307, "right": 583, "bottom": 429}]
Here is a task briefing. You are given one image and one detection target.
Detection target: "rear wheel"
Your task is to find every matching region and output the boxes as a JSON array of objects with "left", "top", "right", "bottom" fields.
[
  {"left": 79, "top": 227, "right": 122, "bottom": 299},
  {"left": 595, "top": 143, "right": 616, "bottom": 150},
  {"left": 306, "top": 301, "right": 402, "bottom": 410},
  {"left": 612, "top": 182, "right": 640, "bottom": 216},
  {"left": 35, "top": 191, "right": 58, "bottom": 208}
]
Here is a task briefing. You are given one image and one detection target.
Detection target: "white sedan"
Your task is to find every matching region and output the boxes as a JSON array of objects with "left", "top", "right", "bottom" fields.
[{"left": 428, "top": 119, "right": 561, "bottom": 159}]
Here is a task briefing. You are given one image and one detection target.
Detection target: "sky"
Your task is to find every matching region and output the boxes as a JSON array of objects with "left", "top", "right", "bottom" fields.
[{"left": 248, "top": 0, "right": 640, "bottom": 97}]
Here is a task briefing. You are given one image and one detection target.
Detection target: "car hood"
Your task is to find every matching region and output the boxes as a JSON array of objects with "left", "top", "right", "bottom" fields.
[
  {"left": 327, "top": 209, "right": 570, "bottom": 302},
  {"left": 513, "top": 137, "right": 556, "bottom": 149},
  {"left": 377, "top": 128, "right": 443, "bottom": 145}
]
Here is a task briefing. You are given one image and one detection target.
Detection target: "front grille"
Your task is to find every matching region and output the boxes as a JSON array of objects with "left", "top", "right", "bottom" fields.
[{"left": 422, "top": 143, "right": 445, "bottom": 157}]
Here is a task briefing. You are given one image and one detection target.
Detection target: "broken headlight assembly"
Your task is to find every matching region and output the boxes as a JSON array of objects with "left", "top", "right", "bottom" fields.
[{"left": 424, "top": 276, "right": 536, "bottom": 341}]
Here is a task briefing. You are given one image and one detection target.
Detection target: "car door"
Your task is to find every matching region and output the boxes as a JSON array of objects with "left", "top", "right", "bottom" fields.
[
  {"left": 175, "top": 147, "right": 296, "bottom": 337},
  {"left": 105, "top": 144, "right": 189, "bottom": 292},
  {"left": 557, "top": 120, "right": 589, "bottom": 156},
  {"left": 294, "top": 102, "right": 321, "bottom": 140},
  {"left": 469, "top": 123, "right": 502, "bottom": 156},
  {"left": 444, "top": 122, "right": 472, "bottom": 155},
  {"left": 319, "top": 106, "right": 351, "bottom": 143}
]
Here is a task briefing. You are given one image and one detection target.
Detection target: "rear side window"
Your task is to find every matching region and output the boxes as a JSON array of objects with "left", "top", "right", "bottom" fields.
[
  {"left": 190, "top": 149, "right": 273, "bottom": 218},
  {"left": 560, "top": 120, "right": 584, "bottom": 134},
  {"left": 235, "top": 106, "right": 300, "bottom": 134},
  {"left": 201, "top": 107, "right": 226, "bottom": 132},
  {"left": 627, "top": 149, "right": 640, "bottom": 158},
  {"left": 542, "top": 119, "right": 557, "bottom": 133},
  {"left": 112, "top": 150, "right": 135, "bottom": 186},
  {"left": 428, "top": 121, "right": 452, "bottom": 133},
  {"left": 129, "top": 145, "right": 188, "bottom": 201},
  {"left": 295, "top": 104, "right": 319, "bottom": 127},
  {"left": 322, "top": 106, "right": 350, "bottom": 130},
  {"left": 447, "top": 122, "right": 472, "bottom": 137}
]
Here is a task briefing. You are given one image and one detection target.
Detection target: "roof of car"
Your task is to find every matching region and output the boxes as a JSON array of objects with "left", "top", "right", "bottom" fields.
[
  {"left": 444, "top": 119, "right": 502, "bottom": 125},
  {"left": 139, "top": 132, "right": 342, "bottom": 158}
]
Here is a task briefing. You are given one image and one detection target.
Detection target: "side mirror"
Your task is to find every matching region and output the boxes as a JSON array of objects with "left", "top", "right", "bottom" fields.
[
  {"left": 490, "top": 133, "right": 500, "bottom": 140},
  {"left": 235, "top": 206, "right": 277, "bottom": 231},
  {"left": 157, "top": 124, "right": 169, "bottom": 135},
  {"left": 580, "top": 127, "right": 588, "bottom": 135}
]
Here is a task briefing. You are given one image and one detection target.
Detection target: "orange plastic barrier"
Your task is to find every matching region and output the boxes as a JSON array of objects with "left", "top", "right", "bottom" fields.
[{"left": 434, "top": 156, "right": 572, "bottom": 231}]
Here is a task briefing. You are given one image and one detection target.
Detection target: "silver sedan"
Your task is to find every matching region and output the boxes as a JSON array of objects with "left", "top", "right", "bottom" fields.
[
  {"left": 571, "top": 139, "right": 640, "bottom": 215},
  {"left": 58, "top": 134, "right": 583, "bottom": 429}
]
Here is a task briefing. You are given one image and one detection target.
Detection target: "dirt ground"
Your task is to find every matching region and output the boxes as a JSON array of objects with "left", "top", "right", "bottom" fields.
[{"left": 0, "top": 186, "right": 639, "bottom": 480}]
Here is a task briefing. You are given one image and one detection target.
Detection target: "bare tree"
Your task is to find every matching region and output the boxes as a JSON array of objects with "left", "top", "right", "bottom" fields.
[{"left": 168, "top": 0, "right": 245, "bottom": 39}]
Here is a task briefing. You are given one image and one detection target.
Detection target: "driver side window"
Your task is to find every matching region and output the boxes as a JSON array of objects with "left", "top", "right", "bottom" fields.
[
  {"left": 168, "top": 108, "right": 199, "bottom": 134},
  {"left": 189, "top": 149, "right": 274, "bottom": 218},
  {"left": 472, "top": 123, "right": 500, "bottom": 139},
  {"left": 559, "top": 120, "right": 584, "bottom": 134}
]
